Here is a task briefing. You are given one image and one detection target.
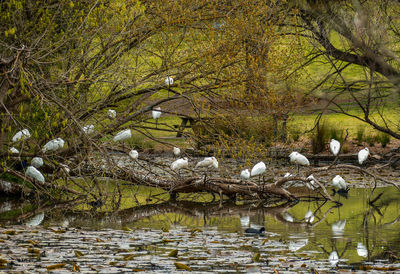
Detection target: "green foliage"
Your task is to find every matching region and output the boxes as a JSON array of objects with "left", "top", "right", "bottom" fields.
[
  {"left": 329, "top": 125, "right": 344, "bottom": 143},
  {"left": 125, "top": 134, "right": 154, "bottom": 150},
  {"left": 376, "top": 132, "right": 391, "bottom": 148},
  {"left": 356, "top": 126, "right": 366, "bottom": 145},
  {"left": 311, "top": 121, "right": 330, "bottom": 154},
  {"left": 195, "top": 114, "right": 275, "bottom": 147},
  {"left": 289, "top": 126, "right": 302, "bottom": 142},
  {"left": 365, "top": 134, "right": 376, "bottom": 147}
]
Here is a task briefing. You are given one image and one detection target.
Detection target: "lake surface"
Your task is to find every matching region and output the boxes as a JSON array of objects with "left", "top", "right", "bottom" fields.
[{"left": 0, "top": 187, "right": 399, "bottom": 272}]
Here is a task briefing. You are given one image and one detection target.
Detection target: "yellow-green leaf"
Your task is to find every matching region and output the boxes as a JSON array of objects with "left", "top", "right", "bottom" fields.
[
  {"left": 168, "top": 250, "right": 178, "bottom": 257},
  {"left": 174, "top": 262, "right": 191, "bottom": 271}
]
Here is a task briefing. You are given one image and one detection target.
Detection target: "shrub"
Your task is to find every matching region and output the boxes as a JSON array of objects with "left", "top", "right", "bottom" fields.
[
  {"left": 356, "top": 126, "right": 365, "bottom": 145},
  {"left": 289, "top": 126, "right": 301, "bottom": 142},
  {"left": 365, "top": 134, "right": 376, "bottom": 147},
  {"left": 193, "top": 114, "right": 275, "bottom": 147},
  {"left": 341, "top": 144, "right": 349, "bottom": 154},
  {"left": 376, "top": 132, "right": 391, "bottom": 147},
  {"left": 329, "top": 126, "right": 344, "bottom": 143},
  {"left": 311, "top": 121, "right": 330, "bottom": 154}
]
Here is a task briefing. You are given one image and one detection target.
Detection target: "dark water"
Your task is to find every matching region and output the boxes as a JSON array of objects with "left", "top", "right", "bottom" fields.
[{"left": 0, "top": 187, "right": 399, "bottom": 272}]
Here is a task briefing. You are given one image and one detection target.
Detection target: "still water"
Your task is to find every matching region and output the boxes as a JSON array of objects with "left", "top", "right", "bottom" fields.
[{"left": 0, "top": 187, "right": 399, "bottom": 272}]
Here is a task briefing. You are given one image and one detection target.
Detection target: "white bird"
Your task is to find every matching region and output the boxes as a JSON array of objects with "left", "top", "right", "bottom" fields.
[
  {"left": 306, "top": 174, "right": 318, "bottom": 190},
  {"left": 358, "top": 147, "right": 369, "bottom": 165},
  {"left": 330, "top": 139, "right": 340, "bottom": 156},
  {"left": 31, "top": 157, "right": 44, "bottom": 168},
  {"left": 329, "top": 251, "right": 339, "bottom": 267},
  {"left": 250, "top": 161, "right": 266, "bottom": 178},
  {"left": 108, "top": 109, "right": 116, "bottom": 119},
  {"left": 83, "top": 124, "right": 94, "bottom": 134},
  {"left": 289, "top": 151, "right": 309, "bottom": 173},
  {"left": 173, "top": 147, "right": 181, "bottom": 157},
  {"left": 42, "top": 138, "right": 65, "bottom": 153},
  {"left": 165, "top": 76, "right": 174, "bottom": 86},
  {"left": 152, "top": 107, "right": 162, "bottom": 127},
  {"left": 12, "top": 129, "right": 31, "bottom": 142},
  {"left": 304, "top": 210, "right": 314, "bottom": 223},
  {"left": 129, "top": 149, "right": 139, "bottom": 160},
  {"left": 113, "top": 129, "right": 132, "bottom": 142},
  {"left": 357, "top": 242, "right": 368, "bottom": 257},
  {"left": 332, "top": 175, "right": 347, "bottom": 190},
  {"left": 25, "top": 166, "right": 45, "bottom": 183},
  {"left": 282, "top": 212, "right": 294, "bottom": 223},
  {"left": 240, "top": 169, "right": 250, "bottom": 180},
  {"left": 284, "top": 172, "right": 291, "bottom": 178},
  {"left": 171, "top": 157, "right": 188, "bottom": 173},
  {"left": 332, "top": 220, "right": 346, "bottom": 235},
  {"left": 195, "top": 157, "right": 218, "bottom": 169},
  {"left": 26, "top": 212, "right": 45, "bottom": 227},
  {"left": 9, "top": 147, "right": 19, "bottom": 154}
]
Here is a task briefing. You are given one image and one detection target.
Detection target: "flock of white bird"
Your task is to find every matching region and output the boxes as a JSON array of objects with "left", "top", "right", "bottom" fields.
[
  {"left": 9, "top": 128, "right": 67, "bottom": 183},
  {"left": 10, "top": 69, "right": 372, "bottom": 197},
  {"left": 169, "top": 138, "right": 371, "bottom": 196}
]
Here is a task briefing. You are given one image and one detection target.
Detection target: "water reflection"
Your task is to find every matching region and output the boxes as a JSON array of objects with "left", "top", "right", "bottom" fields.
[
  {"left": 357, "top": 242, "right": 368, "bottom": 258},
  {"left": 332, "top": 220, "right": 346, "bottom": 236},
  {"left": 0, "top": 187, "right": 400, "bottom": 270},
  {"left": 25, "top": 212, "right": 45, "bottom": 227},
  {"left": 329, "top": 251, "right": 339, "bottom": 267}
]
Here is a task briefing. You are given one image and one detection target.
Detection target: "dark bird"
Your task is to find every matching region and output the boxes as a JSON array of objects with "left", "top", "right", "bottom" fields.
[{"left": 245, "top": 227, "right": 265, "bottom": 234}]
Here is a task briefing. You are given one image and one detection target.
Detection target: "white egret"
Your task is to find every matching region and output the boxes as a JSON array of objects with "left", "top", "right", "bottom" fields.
[
  {"left": 250, "top": 161, "right": 266, "bottom": 182},
  {"left": 113, "top": 129, "right": 131, "bottom": 142},
  {"left": 9, "top": 147, "right": 19, "bottom": 154},
  {"left": 31, "top": 157, "right": 43, "bottom": 168},
  {"left": 195, "top": 157, "right": 218, "bottom": 169},
  {"left": 358, "top": 147, "right": 369, "bottom": 165},
  {"left": 25, "top": 212, "right": 45, "bottom": 227},
  {"left": 152, "top": 107, "right": 162, "bottom": 127},
  {"left": 108, "top": 109, "right": 116, "bottom": 119},
  {"left": 173, "top": 147, "right": 181, "bottom": 157},
  {"left": 332, "top": 220, "right": 346, "bottom": 236},
  {"left": 25, "top": 166, "right": 45, "bottom": 183},
  {"left": 42, "top": 138, "right": 65, "bottom": 153},
  {"left": 171, "top": 157, "right": 188, "bottom": 175},
  {"left": 304, "top": 210, "right": 314, "bottom": 223},
  {"left": 83, "top": 124, "right": 94, "bottom": 134},
  {"left": 284, "top": 172, "right": 291, "bottom": 178},
  {"left": 329, "top": 251, "right": 339, "bottom": 267},
  {"left": 12, "top": 129, "right": 31, "bottom": 142},
  {"left": 332, "top": 175, "right": 347, "bottom": 190},
  {"left": 240, "top": 169, "right": 250, "bottom": 180},
  {"left": 289, "top": 151, "right": 310, "bottom": 174},
  {"left": 357, "top": 242, "right": 368, "bottom": 257},
  {"left": 330, "top": 139, "right": 340, "bottom": 156},
  {"left": 306, "top": 174, "right": 318, "bottom": 190},
  {"left": 129, "top": 149, "right": 139, "bottom": 160},
  {"left": 165, "top": 76, "right": 174, "bottom": 86}
]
